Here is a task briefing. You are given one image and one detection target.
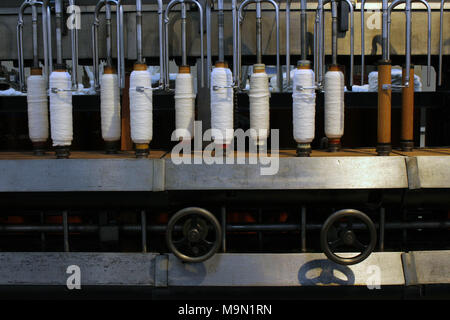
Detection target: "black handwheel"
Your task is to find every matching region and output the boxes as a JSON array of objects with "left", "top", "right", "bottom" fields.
[
  {"left": 320, "top": 209, "right": 377, "bottom": 265},
  {"left": 166, "top": 207, "right": 222, "bottom": 263}
]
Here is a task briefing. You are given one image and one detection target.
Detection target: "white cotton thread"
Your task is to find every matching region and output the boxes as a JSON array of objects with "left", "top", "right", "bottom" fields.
[
  {"left": 324, "top": 70, "right": 345, "bottom": 139},
  {"left": 27, "top": 75, "right": 49, "bottom": 142},
  {"left": 210, "top": 67, "right": 233, "bottom": 145},
  {"left": 100, "top": 73, "right": 121, "bottom": 141},
  {"left": 249, "top": 71, "right": 270, "bottom": 143},
  {"left": 130, "top": 70, "right": 153, "bottom": 144},
  {"left": 49, "top": 71, "right": 73, "bottom": 146},
  {"left": 175, "top": 73, "right": 196, "bottom": 140},
  {"left": 292, "top": 68, "right": 316, "bottom": 144}
]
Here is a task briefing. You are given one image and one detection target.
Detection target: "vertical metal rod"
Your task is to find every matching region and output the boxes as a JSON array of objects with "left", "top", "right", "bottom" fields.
[
  {"left": 136, "top": 0, "right": 143, "bottom": 64},
  {"left": 256, "top": 1, "right": 262, "bottom": 64},
  {"left": 181, "top": 2, "right": 187, "bottom": 66},
  {"left": 158, "top": 0, "right": 165, "bottom": 88},
  {"left": 206, "top": 1, "right": 212, "bottom": 86},
  {"left": 419, "top": 106, "right": 426, "bottom": 147},
  {"left": 382, "top": 0, "right": 389, "bottom": 61},
  {"left": 439, "top": 0, "right": 445, "bottom": 86},
  {"left": 232, "top": 0, "right": 239, "bottom": 84},
  {"left": 379, "top": 207, "right": 385, "bottom": 251},
  {"left": 106, "top": 3, "right": 113, "bottom": 67},
  {"left": 331, "top": 0, "right": 338, "bottom": 66},
  {"left": 286, "top": 0, "right": 290, "bottom": 86},
  {"left": 55, "top": 0, "right": 63, "bottom": 66},
  {"left": 300, "top": 0, "right": 307, "bottom": 61},
  {"left": 118, "top": 2, "right": 126, "bottom": 88},
  {"left": 218, "top": 0, "right": 225, "bottom": 62},
  {"left": 141, "top": 210, "right": 147, "bottom": 253},
  {"left": 32, "top": 5, "right": 39, "bottom": 69},
  {"left": 343, "top": 0, "right": 354, "bottom": 87},
  {"left": 404, "top": 0, "right": 411, "bottom": 86},
  {"left": 62, "top": 210, "right": 69, "bottom": 252},
  {"left": 221, "top": 206, "right": 227, "bottom": 252},
  {"left": 361, "top": 0, "right": 365, "bottom": 85},
  {"left": 40, "top": 212, "right": 46, "bottom": 252},
  {"left": 301, "top": 206, "right": 306, "bottom": 252},
  {"left": 69, "top": 0, "right": 79, "bottom": 89},
  {"left": 17, "top": 2, "right": 29, "bottom": 92}
]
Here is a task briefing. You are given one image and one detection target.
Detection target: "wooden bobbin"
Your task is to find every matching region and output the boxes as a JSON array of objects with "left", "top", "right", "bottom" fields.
[
  {"left": 133, "top": 63, "right": 147, "bottom": 71},
  {"left": 215, "top": 61, "right": 228, "bottom": 68},
  {"left": 377, "top": 60, "right": 392, "bottom": 156},
  {"left": 30, "top": 67, "right": 43, "bottom": 76},
  {"left": 401, "top": 65, "right": 414, "bottom": 152},
  {"left": 179, "top": 65, "right": 191, "bottom": 74},
  {"left": 253, "top": 64, "right": 266, "bottom": 73},
  {"left": 297, "top": 60, "right": 311, "bottom": 70},
  {"left": 104, "top": 66, "right": 117, "bottom": 74},
  {"left": 135, "top": 143, "right": 149, "bottom": 158}
]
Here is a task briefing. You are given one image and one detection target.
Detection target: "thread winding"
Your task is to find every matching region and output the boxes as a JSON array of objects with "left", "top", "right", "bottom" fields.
[
  {"left": 100, "top": 73, "right": 121, "bottom": 141},
  {"left": 292, "top": 68, "right": 316, "bottom": 144},
  {"left": 130, "top": 70, "right": 153, "bottom": 144},
  {"left": 49, "top": 71, "right": 73, "bottom": 146},
  {"left": 27, "top": 75, "right": 49, "bottom": 142},
  {"left": 324, "top": 70, "right": 345, "bottom": 139}
]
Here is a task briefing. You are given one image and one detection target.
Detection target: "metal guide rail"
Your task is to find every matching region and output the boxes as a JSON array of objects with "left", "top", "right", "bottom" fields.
[
  {"left": 0, "top": 149, "right": 449, "bottom": 191},
  {"left": 0, "top": 251, "right": 448, "bottom": 287}
]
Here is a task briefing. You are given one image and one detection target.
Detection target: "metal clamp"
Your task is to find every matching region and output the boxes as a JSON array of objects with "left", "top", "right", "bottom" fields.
[{"left": 50, "top": 88, "right": 78, "bottom": 93}]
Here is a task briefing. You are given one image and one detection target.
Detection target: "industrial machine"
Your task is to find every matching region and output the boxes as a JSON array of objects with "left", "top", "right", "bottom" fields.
[{"left": 0, "top": 0, "right": 448, "bottom": 296}]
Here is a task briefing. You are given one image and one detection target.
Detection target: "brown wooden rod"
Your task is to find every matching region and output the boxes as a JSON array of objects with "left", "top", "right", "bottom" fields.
[
  {"left": 401, "top": 66, "right": 414, "bottom": 151},
  {"left": 377, "top": 61, "right": 392, "bottom": 156},
  {"left": 121, "top": 71, "right": 133, "bottom": 151}
]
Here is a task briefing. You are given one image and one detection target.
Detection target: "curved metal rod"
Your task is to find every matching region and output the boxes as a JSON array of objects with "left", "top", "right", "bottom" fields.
[
  {"left": 237, "top": 0, "right": 282, "bottom": 91},
  {"left": 164, "top": 0, "right": 205, "bottom": 89},
  {"left": 232, "top": 0, "right": 239, "bottom": 84},
  {"left": 136, "top": 0, "right": 165, "bottom": 89},
  {"left": 321, "top": 0, "right": 354, "bottom": 86},
  {"left": 388, "top": 0, "right": 431, "bottom": 86},
  {"left": 17, "top": 0, "right": 50, "bottom": 92},
  {"left": 92, "top": 0, "right": 125, "bottom": 90},
  {"left": 439, "top": 0, "right": 447, "bottom": 86}
]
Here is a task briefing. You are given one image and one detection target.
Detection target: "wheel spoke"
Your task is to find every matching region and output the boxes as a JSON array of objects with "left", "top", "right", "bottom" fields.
[
  {"left": 329, "top": 238, "right": 343, "bottom": 249},
  {"left": 353, "top": 239, "right": 367, "bottom": 251}
]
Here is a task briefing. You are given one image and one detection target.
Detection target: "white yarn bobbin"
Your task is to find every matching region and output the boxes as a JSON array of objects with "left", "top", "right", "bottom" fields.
[
  {"left": 292, "top": 66, "right": 316, "bottom": 145},
  {"left": 27, "top": 69, "right": 49, "bottom": 144},
  {"left": 49, "top": 70, "right": 73, "bottom": 147},
  {"left": 130, "top": 66, "right": 153, "bottom": 146},
  {"left": 100, "top": 67, "right": 121, "bottom": 142},
  {"left": 210, "top": 63, "right": 234, "bottom": 145},
  {"left": 324, "top": 69, "right": 345, "bottom": 141},
  {"left": 175, "top": 66, "right": 196, "bottom": 140},
  {"left": 249, "top": 64, "right": 270, "bottom": 146}
]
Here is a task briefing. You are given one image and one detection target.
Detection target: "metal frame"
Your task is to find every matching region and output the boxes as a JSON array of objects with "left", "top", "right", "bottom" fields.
[
  {"left": 17, "top": 0, "right": 52, "bottom": 91},
  {"left": 439, "top": 0, "right": 448, "bottom": 86},
  {"left": 92, "top": 0, "right": 125, "bottom": 90},
  {"left": 388, "top": 0, "right": 431, "bottom": 87},
  {"left": 236, "top": 0, "right": 282, "bottom": 91}
]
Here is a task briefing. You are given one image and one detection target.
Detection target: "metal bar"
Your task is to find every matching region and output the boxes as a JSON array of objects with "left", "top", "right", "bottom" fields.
[
  {"left": 62, "top": 211, "right": 69, "bottom": 252},
  {"left": 55, "top": 0, "right": 63, "bottom": 66},
  {"left": 286, "top": 0, "right": 290, "bottom": 86},
  {"left": 380, "top": 207, "right": 385, "bottom": 251},
  {"left": 439, "top": 0, "right": 446, "bottom": 86},
  {"left": 141, "top": 210, "right": 147, "bottom": 253},
  {"left": 136, "top": 0, "right": 143, "bottom": 63},
  {"left": 331, "top": 0, "right": 338, "bottom": 66},
  {"left": 181, "top": 2, "right": 187, "bottom": 66},
  {"left": 69, "top": 0, "right": 79, "bottom": 89},
  {"left": 221, "top": 206, "right": 227, "bottom": 252},
  {"left": 300, "top": 0, "right": 307, "bottom": 61},
  {"left": 32, "top": 5, "right": 39, "bottom": 69},
  {"left": 256, "top": 0, "right": 262, "bottom": 64},
  {"left": 361, "top": 0, "right": 365, "bottom": 85},
  {"left": 0, "top": 221, "right": 449, "bottom": 234},
  {"left": 405, "top": 0, "right": 412, "bottom": 86},
  {"left": 343, "top": 0, "right": 354, "bottom": 86},
  {"left": 301, "top": 206, "right": 306, "bottom": 252},
  {"left": 218, "top": 0, "right": 225, "bottom": 62},
  {"left": 106, "top": 2, "right": 113, "bottom": 66}
]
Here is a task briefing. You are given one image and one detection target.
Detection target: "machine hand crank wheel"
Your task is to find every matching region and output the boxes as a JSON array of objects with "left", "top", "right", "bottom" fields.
[
  {"left": 166, "top": 207, "right": 222, "bottom": 263},
  {"left": 320, "top": 209, "right": 377, "bottom": 265}
]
